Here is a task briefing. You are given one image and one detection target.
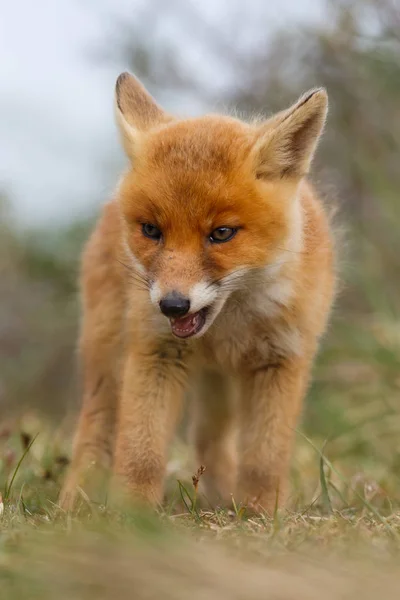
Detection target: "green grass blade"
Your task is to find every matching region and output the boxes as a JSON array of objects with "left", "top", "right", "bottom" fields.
[
  {"left": 177, "top": 480, "right": 202, "bottom": 522},
  {"left": 319, "top": 443, "right": 333, "bottom": 515},
  {"left": 296, "top": 428, "right": 398, "bottom": 540},
  {"left": 4, "top": 433, "right": 39, "bottom": 502}
]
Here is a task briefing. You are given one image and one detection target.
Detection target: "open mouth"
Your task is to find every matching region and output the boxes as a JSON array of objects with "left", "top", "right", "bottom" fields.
[{"left": 170, "top": 307, "right": 209, "bottom": 339}]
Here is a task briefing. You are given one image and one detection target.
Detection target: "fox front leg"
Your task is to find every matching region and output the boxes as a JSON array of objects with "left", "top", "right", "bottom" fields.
[
  {"left": 237, "top": 358, "right": 310, "bottom": 514},
  {"left": 113, "top": 339, "right": 190, "bottom": 507}
]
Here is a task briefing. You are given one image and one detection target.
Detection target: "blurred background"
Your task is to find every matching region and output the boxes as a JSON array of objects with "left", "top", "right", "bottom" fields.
[{"left": 1, "top": 0, "right": 400, "bottom": 507}]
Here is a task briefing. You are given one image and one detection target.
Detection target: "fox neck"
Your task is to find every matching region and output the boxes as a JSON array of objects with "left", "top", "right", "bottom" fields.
[{"left": 232, "top": 192, "right": 304, "bottom": 316}]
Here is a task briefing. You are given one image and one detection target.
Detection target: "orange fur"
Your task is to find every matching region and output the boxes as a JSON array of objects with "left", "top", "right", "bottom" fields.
[{"left": 60, "top": 73, "right": 336, "bottom": 513}]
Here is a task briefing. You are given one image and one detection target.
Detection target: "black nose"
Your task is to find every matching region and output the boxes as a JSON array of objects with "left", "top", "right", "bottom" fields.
[{"left": 159, "top": 292, "right": 190, "bottom": 318}]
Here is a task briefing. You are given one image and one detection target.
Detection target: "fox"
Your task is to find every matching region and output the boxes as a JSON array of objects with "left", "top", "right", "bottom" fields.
[{"left": 59, "top": 72, "right": 336, "bottom": 514}]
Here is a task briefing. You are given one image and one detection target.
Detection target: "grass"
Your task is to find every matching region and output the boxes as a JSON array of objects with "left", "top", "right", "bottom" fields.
[{"left": 1, "top": 309, "right": 400, "bottom": 598}]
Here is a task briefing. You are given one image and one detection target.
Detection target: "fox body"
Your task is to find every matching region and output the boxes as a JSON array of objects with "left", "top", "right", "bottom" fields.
[{"left": 60, "top": 73, "right": 335, "bottom": 513}]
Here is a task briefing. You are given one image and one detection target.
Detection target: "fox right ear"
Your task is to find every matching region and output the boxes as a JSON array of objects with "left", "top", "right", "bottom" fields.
[
  {"left": 253, "top": 88, "right": 328, "bottom": 180},
  {"left": 115, "top": 72, "right": 170, "bottom": 160}
]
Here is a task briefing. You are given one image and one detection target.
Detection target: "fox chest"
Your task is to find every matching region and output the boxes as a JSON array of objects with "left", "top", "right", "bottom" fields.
[{"left": 199, "top": 313, "right": 301, "bottom": 373}]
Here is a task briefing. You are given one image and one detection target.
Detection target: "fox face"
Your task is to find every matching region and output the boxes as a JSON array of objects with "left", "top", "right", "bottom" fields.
[{"left": 116, "top": 74, "right": 327, "bottom": 339}]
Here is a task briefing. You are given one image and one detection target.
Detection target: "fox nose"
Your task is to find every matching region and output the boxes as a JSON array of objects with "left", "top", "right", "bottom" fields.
[{"left": 159, "top": 292, "right": 190, "bottom": 318}]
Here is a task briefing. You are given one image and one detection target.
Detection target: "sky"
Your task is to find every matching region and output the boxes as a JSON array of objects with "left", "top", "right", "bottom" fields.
[{"left": 0, "top": 0, "right": 326, "bottom": 229}]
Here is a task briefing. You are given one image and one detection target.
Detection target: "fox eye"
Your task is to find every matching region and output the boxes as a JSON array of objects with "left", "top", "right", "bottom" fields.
[
  {"left": 209, "top": 227, "right": 237, "bottom": 244},
  {"left": 142, "top": 223, "right": 162, "bottom": 240}
]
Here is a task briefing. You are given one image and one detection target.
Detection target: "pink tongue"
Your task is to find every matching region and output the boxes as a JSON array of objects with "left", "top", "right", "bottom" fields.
[{"left": 171, "top": 312, "right": 200, "bottom": 335}]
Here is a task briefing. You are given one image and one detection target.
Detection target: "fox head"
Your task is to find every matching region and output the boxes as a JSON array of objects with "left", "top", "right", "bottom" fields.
[{"left": 115, "top": 72, "right": 328, "bottom": 339}]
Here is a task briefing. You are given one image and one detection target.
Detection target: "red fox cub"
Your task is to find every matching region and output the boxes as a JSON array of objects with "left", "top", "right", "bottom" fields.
[{"left": 60, "top": 72, "right": 335, "bottom": 513}]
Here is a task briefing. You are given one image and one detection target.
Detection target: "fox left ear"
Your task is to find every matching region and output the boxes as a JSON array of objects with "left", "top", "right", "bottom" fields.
[
  {"left": 115, "top": 72, "right": 171, "bottom": 160},
  {"left": 253, "top": 88, "right": 328, "bottom": 180}
]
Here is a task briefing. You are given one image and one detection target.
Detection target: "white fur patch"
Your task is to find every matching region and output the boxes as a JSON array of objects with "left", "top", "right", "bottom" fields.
[
  {"left": 149, "top": 281, "right": 162, "bottom": 306},
  {"left": 131, "top": 254, "right": 147, "bottom": 276},
  {"left": 188, "top": 280, "right": 219, "bottom": 312},
  {"left": 122, "top": 238, "right": 147, "bottom": 276},
  {"left": 286, "top": 194, "right": 304, "bottom": 254},
  {"left": 266, "top": 277, "right": 294, "bottom": 307}
]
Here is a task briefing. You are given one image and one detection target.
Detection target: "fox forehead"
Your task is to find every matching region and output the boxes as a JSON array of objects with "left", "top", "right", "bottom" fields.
[{"left": 143, "top": 116, "right": 254, "bottom": 174}]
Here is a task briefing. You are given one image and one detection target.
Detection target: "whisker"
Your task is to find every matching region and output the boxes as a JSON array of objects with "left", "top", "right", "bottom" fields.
[
  {"left": 275, "top": 246, "right": 306, "bottom": 256},
  {"left": 116, "top": 258, "right": 151, "bottom": 290}
]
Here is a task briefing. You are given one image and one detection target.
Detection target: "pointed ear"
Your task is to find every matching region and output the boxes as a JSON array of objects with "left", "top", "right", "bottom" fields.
[
  {"left": 253, "top": 88, "right": 328, "bottom": 180},
  {"left": 115, "top": 72, "right": 170, "bottom": 160}
]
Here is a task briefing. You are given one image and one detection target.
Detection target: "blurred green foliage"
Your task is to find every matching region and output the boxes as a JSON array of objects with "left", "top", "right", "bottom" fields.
[{"left": 0, "top": 197, "right": 92, "bottom": 418}]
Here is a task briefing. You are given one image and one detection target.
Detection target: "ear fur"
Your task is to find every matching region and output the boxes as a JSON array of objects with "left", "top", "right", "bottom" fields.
[
  {"left": 115, "top": 72, "right": 171, "bottom": 160},
  {"left": 253, "top": 88, "right": 328, "bottom": 180}
]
